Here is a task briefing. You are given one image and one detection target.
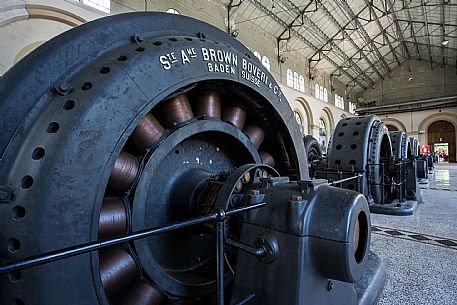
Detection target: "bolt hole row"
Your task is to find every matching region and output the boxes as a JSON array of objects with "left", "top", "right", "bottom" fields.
[
  {"left": 335, "top": 144, "right": 357, "bottom": 150},
  {"left": 334, "top": 159, "right": 357, "bottom": 165},
  {"left": 341, "top": 121, "right": 362, "bottom": 127}
]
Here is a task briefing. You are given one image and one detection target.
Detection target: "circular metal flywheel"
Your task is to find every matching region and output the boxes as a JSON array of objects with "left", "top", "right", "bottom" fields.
[
  {"left": 389, "top": 131, "right": 410, "bottom": 161},
  {"left": 327, "top": 115, "right": 393, "bottom": 204},
  {"left": 303, "top": 135, "right": 323, "bottom": 178},
  {"left": 303, "top": 135, "right": 322, "bottom": 163},
  {"left": 409, "top": 137, "right": 419, "bottom": 158},
  {"left": 0, "top": 12, "right": 307, "bottom": 305}
]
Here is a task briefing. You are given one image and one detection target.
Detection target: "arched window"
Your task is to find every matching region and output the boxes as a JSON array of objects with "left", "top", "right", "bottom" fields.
[
  {"left": 287, "top": 69, "right": 294, "bottom": 87},
  {"left": 349, "top": 102, "right": 356, "bottom": 114},
  {"left": 294, "top": 111, "right": 302, "bottom": 125},
  {"left": 323, "top": 88, "right": 328, "bottom": 102},
  {"left": 261, "top": 56, "right": 270, "bottom": 71},
  {"left": 299, "top": 75, "right": 305, "bottom": 92},
  {"left": 335, "top": 94, "right": 344, "bottom": 109},
  {"left": 319, "top": 86, "right": 324, "bottom": 101},
  {"left": 166, "top": 8, "right": 180, "bottom": 14},
  {"left": 315, "top": 84, "right": 320, "bottom": 99},
  {"left": 83, "top": 0, "right": 110, "bottom": 12},
  {"left": 293, "top": 72, "right": 299, "bottom": 90},
  {"left": 294, "top": 111, "right": 303, "bottom": 134},
  {"left": 318, "top": 118, "right": 328, "bottom": 154},
  {"left": 254, "top": 51, "right": 261, "bottom": 61}
]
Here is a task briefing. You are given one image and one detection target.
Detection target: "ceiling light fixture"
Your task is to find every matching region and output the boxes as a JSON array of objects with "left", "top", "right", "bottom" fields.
[{"left": 442, "top": 40, "right": 449, "bottom": 46}]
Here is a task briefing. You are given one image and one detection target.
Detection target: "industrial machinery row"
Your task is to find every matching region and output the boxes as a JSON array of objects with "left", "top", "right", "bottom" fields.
[
  {"left": 0, "top": 12, "right": 426, "bottom": 305},
  {"left": 304, "top": 116, "right": 423, "bottom": 216}
]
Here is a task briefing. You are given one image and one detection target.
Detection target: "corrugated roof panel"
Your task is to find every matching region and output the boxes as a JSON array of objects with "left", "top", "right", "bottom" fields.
[{"left": 234, "top": 0, "right": 457, "bottom": 91}]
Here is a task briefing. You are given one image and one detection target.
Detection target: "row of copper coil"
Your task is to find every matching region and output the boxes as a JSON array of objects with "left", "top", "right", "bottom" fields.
[
  {"left": 98, "top": 89, "right": 276, "bottom": 304},
  {"left": 98, "top": 197, "right": 192, "bottom": 305},
  {"left": 107, "top": 90, "right": 276, "bottom": 194},
  {"left": 98, "top": 197, "right": 164, "bottom": 304}
]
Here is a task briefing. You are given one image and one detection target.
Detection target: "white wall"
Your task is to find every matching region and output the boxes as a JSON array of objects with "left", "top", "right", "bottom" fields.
[
  {"left": 281, "top": 85, "right": 352, "bottom": 140},
  {"left": 380, "top": 107, "right": 457, "bottom": 160},
  {"left": 0, "top": 0, "right": 105, "bottom": 75},
  {"left": 359, "top": 59, "right": 457, "bottom": 106}
]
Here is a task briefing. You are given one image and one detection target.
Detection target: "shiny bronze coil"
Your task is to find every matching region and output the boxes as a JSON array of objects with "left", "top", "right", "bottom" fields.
[
  {"left": 99, "top": 197, "right": 127, "bottom": 239},
  {"left": 192, "top": 90, "right": 221, "bottom": 119},
  {"left": 115, "top": 279, "right": 165, "bottom": 305},
  {"left": 162, "top": 94, "right": 193, "bottom": 125},
  {"left": 243, "top": 125, "right": 265, "bottom": 149},
  {"left": 108, "top": 152, "right": 139, "bottom": 192},
  {"left": 222, "top": 104, "right": 246, "bottom": 129},
  {"left": 130, "top": 113, "right": 165, "bottom": 151},
  {"left": 259, "top": 151, "right": 275, "bottom": 168},
  {"left": 99, "top": 247, "right": 139, "bottom": 296}
]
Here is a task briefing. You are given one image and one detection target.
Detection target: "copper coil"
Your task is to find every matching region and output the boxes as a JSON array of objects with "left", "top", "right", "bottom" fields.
[
  {"left": 114, "top": 279, "right": 165, "bottom": 305},
  {"left": 108, "top": 152, "right": 139, "bottom": 192},
  {"left": 192, "top": 90, "right": 221, "bottom": 119},
  {"left": 162, "top": 94, "right": 193, "bottom": 125},
  {"left": 243, "top": 125, "right": 266, "bottom": 149},
  {"left": 259, "top": 151, "right": 275, "bottom": 168},
  {"left": 99, "top": 247, "right": 139, "bottom": 296},
  {"left": 130, "top": 113, "right": 165, "bottom": 151},
  {"left": 99, "top": 197, "right": 127, "bottom": 239},
  {"left": 222, "top": 104, "right": 246, "bottom": 129}
]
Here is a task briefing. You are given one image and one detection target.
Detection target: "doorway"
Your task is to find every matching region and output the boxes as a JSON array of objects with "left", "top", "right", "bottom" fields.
[
  {"left": 427, "top": 120, "right": 456, "bottom": 163},
  {"left": 385, "top": 124, "right": 398, "bottom": 131}
]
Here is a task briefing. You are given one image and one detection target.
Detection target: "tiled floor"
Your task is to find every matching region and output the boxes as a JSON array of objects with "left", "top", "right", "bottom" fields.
[{"left": 372, "top": 162, "right": 457, "bottom": 305}]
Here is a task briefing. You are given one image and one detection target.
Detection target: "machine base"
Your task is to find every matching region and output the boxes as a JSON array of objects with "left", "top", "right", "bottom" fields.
[
  {"left": 369, "top": 199, "right": 418, "bottom": 216},
  {"left": 355, "top": 251, "right": 386, "bottom": 305},
  {"left": 418, "top": 178, "right": 429, "bottom": 184}
]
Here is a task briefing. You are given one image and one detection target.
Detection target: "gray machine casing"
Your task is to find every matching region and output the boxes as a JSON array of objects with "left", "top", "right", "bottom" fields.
[{"left": 230, "top": 178, "right": 371, "bottom": 305}]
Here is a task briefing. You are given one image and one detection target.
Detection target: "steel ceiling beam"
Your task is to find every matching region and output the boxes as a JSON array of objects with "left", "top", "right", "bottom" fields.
[
  {"left": 404, "top": 41, "right": 457, "bottom": 53},
  {"left": 402, "top": 0, "right": 422, "bottom": 59},
  {"left": 441, "top": 0, "right": 447, "bottom": 66},
  {"left": 334, "top": 0, "right": 392, "bottom": 77},
  {"left": 357, "top": 43, "right": 402, "bottom": 79},
  {"left": 284, "top": 0, "right": 375, "bottom": 87},
  {"left": 276, "top": 0, "right": 317, "bottom": 40},
  {"left": 396, "top": 19, "right": 457, "bottom": 28},
  {"left": 245, "top": 0, "right": 368, "bottom": 89},
  {"left": 378, "top": 41, "right": 457, "bottom": 69},
  {"left": 227, "top": 0, "right": 243, "bottom": 34},
  {"left": 364, "top": 0, "right": 402, "bottom": 66},
  {"left": 420, "top": 0, "right": 434, "bottom": 68},
  {"left": 334, "top": 28, "right": 395, "bottom": 80},
  {"left": 312, "top": 1, "right": 384, "bottom": 81},
  {"left": 385, "top": 0, "right": 412, "bottom": 72}
]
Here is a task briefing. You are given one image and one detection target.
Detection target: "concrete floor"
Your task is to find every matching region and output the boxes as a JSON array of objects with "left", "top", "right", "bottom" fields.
[{"left": 372, "top": 162, "right": 457, "bottom": 305}]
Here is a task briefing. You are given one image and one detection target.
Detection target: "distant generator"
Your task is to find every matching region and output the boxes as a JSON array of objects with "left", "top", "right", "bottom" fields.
[{"left": 307, "top": 115, "right": 420, "bottom": 216}]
